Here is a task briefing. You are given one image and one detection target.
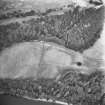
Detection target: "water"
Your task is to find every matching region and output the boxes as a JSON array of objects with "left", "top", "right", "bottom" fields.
[{"left": 0, "top": 95, "right": 62, "bottom": 105}]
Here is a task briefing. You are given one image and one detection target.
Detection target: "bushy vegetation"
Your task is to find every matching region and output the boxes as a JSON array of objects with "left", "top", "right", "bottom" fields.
[
  {"left": 0, "top": 10, "right": 38, "bottom": 20},
  {"left": 0, "top": 70, "right": 104, "bottom": 105},
  {"left": 0, "top": 6, "right": 104, "bottom": 52}
]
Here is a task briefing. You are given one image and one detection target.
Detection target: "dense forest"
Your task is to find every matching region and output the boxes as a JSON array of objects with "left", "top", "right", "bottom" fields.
[{"left": 0, "top": 6, "right": 104, "bottom": 52}]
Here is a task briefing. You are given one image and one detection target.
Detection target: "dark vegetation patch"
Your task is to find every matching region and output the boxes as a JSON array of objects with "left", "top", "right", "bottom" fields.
[
  {"left": 0, "top": 6, "right": 104, "bottom": 52},
  {"left": 0, "top": 0, "right": 57, "bottom": 19},
  {"left": 0, "top": 70, "right": 104, "bottom": 105}
]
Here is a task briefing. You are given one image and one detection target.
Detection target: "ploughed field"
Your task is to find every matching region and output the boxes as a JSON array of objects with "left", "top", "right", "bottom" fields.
[{"left": 0, "top": 0, "right": 105, "bottom": 105}]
